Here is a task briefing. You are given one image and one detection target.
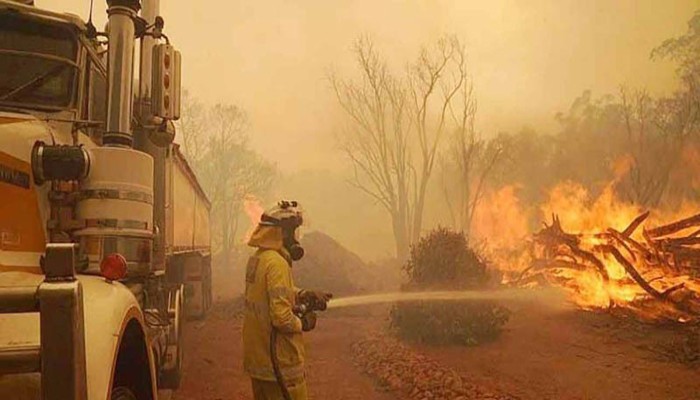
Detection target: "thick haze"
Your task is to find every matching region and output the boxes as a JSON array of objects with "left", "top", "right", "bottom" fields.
[
  {"left": 37, "top": 0, "right": 699, "bottom": 259},
  {"left": 42, "top": 0, "right": 695, "bottom": 170}
]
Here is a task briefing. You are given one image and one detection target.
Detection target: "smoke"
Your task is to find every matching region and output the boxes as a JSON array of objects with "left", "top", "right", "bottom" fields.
[{"left": 37, "top": 0, "right": 698, "bottom": 262}]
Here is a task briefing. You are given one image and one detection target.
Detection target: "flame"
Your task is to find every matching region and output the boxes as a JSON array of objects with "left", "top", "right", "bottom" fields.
[
  {"left": 472, "top": 185, "right": 530, "bottom": 249},
  {"left": 243, "top": 195, "right": 265, "bottom": 242},
  {"left": 471, "top": 185, "right": 532, "bottom": 277},
  {"left": 541, "top": 181, "right": 642, "bottom": 234},
  {"left": 485, "top": 176, "right": 700, "bottom": 322}
]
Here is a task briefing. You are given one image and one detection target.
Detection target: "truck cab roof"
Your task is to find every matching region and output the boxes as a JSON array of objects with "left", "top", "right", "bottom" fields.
[{"left": 0, "top": 0, "right": 86, "bottom": 32}]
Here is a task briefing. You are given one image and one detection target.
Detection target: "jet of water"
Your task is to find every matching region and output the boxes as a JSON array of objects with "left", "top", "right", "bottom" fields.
[{"left": 327, "top": 288, "right": 569, "bottom": 309}]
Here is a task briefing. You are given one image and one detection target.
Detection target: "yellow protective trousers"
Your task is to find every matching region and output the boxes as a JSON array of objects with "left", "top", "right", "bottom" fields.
[{"left": 251, "top": 378, "right": 308, "bottom": 400}]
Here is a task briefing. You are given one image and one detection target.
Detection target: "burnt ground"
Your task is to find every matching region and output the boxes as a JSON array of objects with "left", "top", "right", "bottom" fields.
[{"left": 173, "top": 265, "right": 700, "bottom": 400}]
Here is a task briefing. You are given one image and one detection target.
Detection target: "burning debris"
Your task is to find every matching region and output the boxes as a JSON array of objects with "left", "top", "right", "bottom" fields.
[{"left": 515, "top": 211, "right": 700, "bottom": 322}]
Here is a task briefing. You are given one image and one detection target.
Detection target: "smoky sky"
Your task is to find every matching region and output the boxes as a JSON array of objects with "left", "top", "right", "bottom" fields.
[{"left": 41, "top": 0, "right": 697, "bottom": 170}]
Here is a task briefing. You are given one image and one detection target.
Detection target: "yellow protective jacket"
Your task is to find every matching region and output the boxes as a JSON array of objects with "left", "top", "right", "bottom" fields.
[{"left": 243, "top": 225, "right": 305, "bottom": 382}]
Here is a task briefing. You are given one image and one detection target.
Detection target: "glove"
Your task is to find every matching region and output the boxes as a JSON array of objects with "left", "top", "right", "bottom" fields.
[
  {"left": 301, "top": 311, "right": 317, "bottom": 332},
  {"left": 298, "top": 290, "right": 333, "bottom": 311}
]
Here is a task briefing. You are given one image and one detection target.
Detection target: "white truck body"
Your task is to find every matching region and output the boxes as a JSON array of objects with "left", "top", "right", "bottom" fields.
[
  {"left": 165, "top": 145, "right": 212, "bottom": 317},
  {"left": 0, "top": 0, "right": 211, "bottom": 398},
  {"left": 166, "top": 146, "right": 211, "bottom": 256}
]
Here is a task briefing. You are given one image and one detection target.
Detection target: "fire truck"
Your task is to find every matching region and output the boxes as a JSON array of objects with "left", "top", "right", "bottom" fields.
[{"left": 0, "top": 0, "right": 212, "bottom": 399}]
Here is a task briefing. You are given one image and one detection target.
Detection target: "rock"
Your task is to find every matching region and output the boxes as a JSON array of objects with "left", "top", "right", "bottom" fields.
[{"left": 351, "top": 334, "right": 517, "bottom": 399}]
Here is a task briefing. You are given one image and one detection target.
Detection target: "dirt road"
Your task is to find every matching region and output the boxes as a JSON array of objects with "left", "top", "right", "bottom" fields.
[
  {"left": 412, "top": 302, "right": 700, "bottom": 400},
  {"left": 172, "top": 305, "right": 395, "bottom": 400},
  {"left": 173, "top": 296, "right": 700, "bottom": 400}
]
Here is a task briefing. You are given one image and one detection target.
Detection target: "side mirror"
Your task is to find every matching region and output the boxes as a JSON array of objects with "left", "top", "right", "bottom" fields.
[{"left": 151, "top": 43, "right": 181, "bottom": 121}]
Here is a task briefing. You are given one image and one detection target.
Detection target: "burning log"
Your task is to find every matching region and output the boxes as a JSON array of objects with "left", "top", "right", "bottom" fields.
[
  {"left": 608, "top": 228, "right": 650, "bottom": 261},
  {"left": 622, "top": 211, "right": 650, "bottom": 237},
  {"left": 518, "top": 211, "right": 700, "bottom": 322},
  {"left": 599, "top": 245, "right": 666, "bottom": 300},
  {"left": 647, "top": 213, "right": 700, "bottom": 238},
  {"left": 529, "top": 215, "right": 610, "bottom": 281}
]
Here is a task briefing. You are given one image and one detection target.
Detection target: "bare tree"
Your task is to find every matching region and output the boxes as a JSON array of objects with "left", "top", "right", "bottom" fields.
[
  {"left": 441, "top": 84, "right": 505, "bottom": 234},
  {"left": 332, "top": 36, "right": 471, "bottom": 260},
  {"left": 331, "top": 37, "right": 413, "bottom": 259},
  {"left": 617, "top": 87, "right": 698, "bottom": 207},
  {"left": 176, "top": 89, "right": 208, "bottom": 172},
  {"left": 177, "top": 97, "right": 278, "bottom": 268},
  {"left": 408, "top": 36, "right": 468, "bottom": 241}
]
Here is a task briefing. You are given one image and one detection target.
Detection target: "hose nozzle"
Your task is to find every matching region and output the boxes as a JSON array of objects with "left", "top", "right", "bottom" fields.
[{"left": 293, "top": 291, "right": 333, "bottom": 317}]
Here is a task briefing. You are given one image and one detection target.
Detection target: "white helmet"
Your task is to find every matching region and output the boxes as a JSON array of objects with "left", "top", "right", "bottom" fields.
[
  {"left": 260, "top": 200, "right": 303, "bottom": 229},
  {"left": 260, "top": 200, "right": 305, "bottom": 261}
]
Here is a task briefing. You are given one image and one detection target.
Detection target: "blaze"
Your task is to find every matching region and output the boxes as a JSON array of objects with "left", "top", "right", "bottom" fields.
[
  {"left": 471, "top": 185, "right": 532, "bottom": 279},
  {"left": 487, "top": 178, "right": 700, "bottom": 322},
  {"left": 242, "top": 195, "right": 265, "bottom": 242}
]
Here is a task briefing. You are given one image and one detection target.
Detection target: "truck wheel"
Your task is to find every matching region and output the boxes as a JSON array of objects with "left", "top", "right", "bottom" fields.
[
  {"left": 159, "top": 358, "right": 182, "bottom": 389},
  {"left": 111, "top": 386, "right": 137, "bottom": 400},
  {"left": 204, "top": 260, "right": 213, "bottom": 313},
  {"left": 160, "top": 287, "right": 184, "bottom": 389}
]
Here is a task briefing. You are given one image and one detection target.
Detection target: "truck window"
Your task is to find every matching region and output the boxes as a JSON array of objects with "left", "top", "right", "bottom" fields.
[
  {"left": 85, "top": 57, "right": 107, "bottom": 141},
  {"left": 0, "top": 14, "right": 79, "bottom": 110},
  {"left": 89, "top": 63, "right": 107, "bottom": 123}
]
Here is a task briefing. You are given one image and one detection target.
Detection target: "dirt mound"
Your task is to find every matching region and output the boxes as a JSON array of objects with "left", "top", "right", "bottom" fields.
[{"left": 295, "top": 231, "right": 394, "bottom": 296}]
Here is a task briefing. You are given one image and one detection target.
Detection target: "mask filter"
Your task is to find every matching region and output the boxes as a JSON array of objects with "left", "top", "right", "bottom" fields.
[
  {"left": 283, "top": 231, "right": 305, "bottom": 261},
  {"left": 287, "top": 241, "right": 305, "bottom": 261}
]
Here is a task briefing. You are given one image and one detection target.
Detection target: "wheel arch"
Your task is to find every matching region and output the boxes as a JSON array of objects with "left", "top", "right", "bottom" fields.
[
  {"left": 79, "top": 276, "right": 158, "bottom": 400},
  {"left": 110, "top": 317, "right": 156, "bottom": 400}
]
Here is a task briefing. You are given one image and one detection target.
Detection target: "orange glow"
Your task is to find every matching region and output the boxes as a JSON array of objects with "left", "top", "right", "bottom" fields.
[
  {"left": 243, "top": 195, "right": 265, "bottom": 242},
  {"left": 472, "top": 185, "right": 530, "bottom": 250},
  {"left": 472, "top": 185, "right": 532, "bottom": 279},
  {"left": 489, "top": 178, "right": 700, "bottom": 321}
]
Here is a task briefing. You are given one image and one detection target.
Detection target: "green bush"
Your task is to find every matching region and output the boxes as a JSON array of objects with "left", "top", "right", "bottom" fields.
[
  {"left": 390, "top": 227, "right": 510, "bottom": 345},
  {"left": 390, "top": 301, "right": 510, "bottom": 345}
]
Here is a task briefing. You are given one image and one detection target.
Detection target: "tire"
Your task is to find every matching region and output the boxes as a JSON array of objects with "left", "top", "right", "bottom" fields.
[
  {"left": 160, "top": 287, "right": 184, "bottom": 389},
  {"left": 203, "top": 260, "right": 213, "bottom": 314},
  {"left": 111, "top": 386, "right": 138, "bottom": 400}
]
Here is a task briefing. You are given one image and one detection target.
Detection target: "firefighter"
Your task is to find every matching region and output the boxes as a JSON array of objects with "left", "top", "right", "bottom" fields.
[{"left": 242, "top": 200, "right": 331, "bottom": 400}]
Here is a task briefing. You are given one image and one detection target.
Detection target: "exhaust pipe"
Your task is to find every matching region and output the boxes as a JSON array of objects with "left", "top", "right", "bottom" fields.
[{"left": 104, "top": 0, "right": 141, "bottom": 147}]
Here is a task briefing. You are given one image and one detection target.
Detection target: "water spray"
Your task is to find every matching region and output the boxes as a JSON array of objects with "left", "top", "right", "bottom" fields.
[{"left": 327, "top": 287, "right": 571, "bottom": 310}]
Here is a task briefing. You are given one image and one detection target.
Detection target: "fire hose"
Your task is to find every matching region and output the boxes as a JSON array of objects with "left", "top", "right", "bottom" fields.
[
  {"left": 269, "top": 294, "right": 331, "bottom": 400},
  {"left": 269, "top": 329, "right": 292, "bottom": 400}
]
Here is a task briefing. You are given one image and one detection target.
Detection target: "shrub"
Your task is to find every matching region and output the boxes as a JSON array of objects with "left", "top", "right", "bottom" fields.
[
  {"left": 390, "top": 227, "right": 510, "bottom": 345},
  {"left": 390, "top": 301, "right": 510, "bottom": 345}
]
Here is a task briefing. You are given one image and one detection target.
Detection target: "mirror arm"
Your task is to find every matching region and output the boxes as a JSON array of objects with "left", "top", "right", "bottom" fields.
[
  {"left": 138, "top": 16, "right": 169, "bottom": 44},
  {"left": 138, "top": 115, "right": 165, "bottom": 129},
  {"left": 140, "top": 31, "right": 170, "bottom": 45}
]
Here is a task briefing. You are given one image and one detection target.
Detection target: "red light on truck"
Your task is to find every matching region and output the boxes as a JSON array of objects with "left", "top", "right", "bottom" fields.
[{"left": 100, "top": 253, "right": 127, "bottom": 281}]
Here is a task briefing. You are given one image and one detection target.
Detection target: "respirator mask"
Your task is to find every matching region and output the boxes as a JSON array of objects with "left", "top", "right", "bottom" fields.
[
  {"left": 261, "top": 200, "right": 305, "bottom": 262},
  {"left": 283, "top": 228, "right": 305, "bottom": 261}
]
